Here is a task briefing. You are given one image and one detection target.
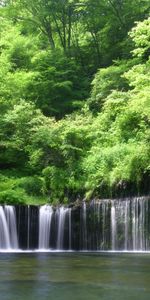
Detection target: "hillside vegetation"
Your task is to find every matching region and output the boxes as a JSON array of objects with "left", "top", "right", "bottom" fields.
[{"left": 0, "top": 0, "right": 150, "bottom": 204}]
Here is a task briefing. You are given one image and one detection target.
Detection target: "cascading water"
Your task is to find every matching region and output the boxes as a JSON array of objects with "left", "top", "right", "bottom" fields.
[
  {"left": 39, "top": 205, "right": 53, "bottom": 249},
  {"left": 79, "top": 197, "right": 150, "bottom": 251},
  {"left": 131, "top": 198, "right": 147, "bottom": 250},
  {"left": 0, "top": 197, "right": 150, "bottom": 251},
  {"left": 68, "top": 208, "right": 72, "bottom": 250},
  {"left": 0, "top": 206, "right": 11, "bottom": 249},
  {"left": 56, "top": 206, "right": 68, "bottom": 250},
  {"left": 5, "top": 205, "right": 18, "bottom": 249},
  {"left": 111, "top": 202, "right": 116, "bottom": 250},
  {"left": 0, "top": 206, "right": 18, "bottom": 249},
  {"left": 109, "top": 197, "right": 149, "bottom": 251},
  {"left": 81, "top": 202, "right": 88, "bottom": 250},
  {"left": 124, "top": 200, "right": 129, "bottom": 250}
]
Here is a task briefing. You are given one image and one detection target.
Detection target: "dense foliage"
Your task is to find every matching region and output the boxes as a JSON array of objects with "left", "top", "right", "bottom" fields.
[{"left": 0, "top": 1, "right": 150, "bottom": 204}]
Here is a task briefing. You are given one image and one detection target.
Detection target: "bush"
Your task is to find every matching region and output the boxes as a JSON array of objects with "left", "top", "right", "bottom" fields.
[
  {"left": 0, "top": 189, "right": 26, "bottom": 205},
  {"left": 18, "top": 176, "right": 45, "bottom": 196}
]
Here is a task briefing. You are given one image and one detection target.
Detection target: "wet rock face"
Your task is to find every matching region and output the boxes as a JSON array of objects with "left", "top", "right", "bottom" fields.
[
  {"left": 1, "top": 197, "right": 150, "bottom": 251},
  {"left": 15, "top": 205, "right": 39, "bottom": 249}
]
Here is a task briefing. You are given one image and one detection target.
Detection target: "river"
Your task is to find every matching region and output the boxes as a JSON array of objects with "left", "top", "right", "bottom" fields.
[{"left": 0, "top": 252, "right": 150, "bottom": 300}]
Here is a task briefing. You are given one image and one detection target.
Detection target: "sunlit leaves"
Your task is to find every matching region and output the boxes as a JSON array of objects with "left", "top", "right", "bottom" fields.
[{"left": 130, "top": 18, "right": 150, "bottom": 58}]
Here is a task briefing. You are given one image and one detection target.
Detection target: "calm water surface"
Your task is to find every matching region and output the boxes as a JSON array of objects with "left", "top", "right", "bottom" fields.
[{"left": 0, "top": 252, "right": 150, "bottom": 300}]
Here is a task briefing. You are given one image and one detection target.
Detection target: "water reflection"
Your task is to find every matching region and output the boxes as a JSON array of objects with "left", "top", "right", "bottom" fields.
[{"left": 0, "top": 253, "right": 150, "bottom": 300}]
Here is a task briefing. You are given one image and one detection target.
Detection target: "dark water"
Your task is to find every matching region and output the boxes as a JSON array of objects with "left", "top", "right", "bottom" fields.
[{"left": 0, "top": 252, "right": 150, "bottom": 300}]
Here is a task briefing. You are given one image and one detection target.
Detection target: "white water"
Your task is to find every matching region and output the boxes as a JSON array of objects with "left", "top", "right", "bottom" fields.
[
  {"left": 57, "top": 207, "right": 68, "bottom": 249},
  {"left": 0, "top": 198, "right": 149, "bottom": 251},
  {"left": 0, "top": 206, "right": 18, "bottom": 249},
  {"left": 109, "top": 197, "right": 149, "bottom": 251},
  {"left": 131, "top": 198, "right": 147, "bottom": 250},
  {"left": 68, "top": 208, "right": 72, "bottom": 250},
  {"left": 111, "top": 202, "right": 116, "bottom": 250},
  {"left": 88, "top": 197, "right": 149, "bottom": 251},
  {"left": 82, "top": 202, "right": 88, "bottom": 250},
  {"left": 39, "top": 205, "right": 53, "bottom": 249},
  {"left": 5, "top": 205, "right": 18, "bottom": 249},
  {"left": 124, "top": 200, "right": 129, "bottom": 250}
]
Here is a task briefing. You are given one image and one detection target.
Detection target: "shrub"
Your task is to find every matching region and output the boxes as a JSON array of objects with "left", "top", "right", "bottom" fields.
[{"left": 18, "top": 176, "right": 45, "bottom": 196}]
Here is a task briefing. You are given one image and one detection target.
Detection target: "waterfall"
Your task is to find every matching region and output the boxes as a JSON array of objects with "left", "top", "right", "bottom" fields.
[
  {"left": 0, "top": 206, "right": 18, "bottom": 249},
  {"left": 102, "top": 200, "right": 109, "bottom": 250},
  {"left": 5, "top": 206, "right": 18, "bottom": 249},
  {"left": 109, "top": 197, "right": 148, "bottom": 251},
  {"left": 0, "top": 206, "right": 11, "bottom": 249},
  {"left": 56, "top": 207, "right": 68, "bottom": 250},
  {"left": 124, "top": 200, "right": 129, "bottom": 250},
  {"left": 82, "top": 202, "right": 88, "bottom": 250},
  {"left": 111, "top": 202, "right": 116, "bottom": 250},
  {"left": 0, "top": 197, "right": 149, "bottom": 251},
  {"left": 68, "top": 208, "right": 72, "bottom": 250},
  {"left": 39, "top": 205, "right": 53, "bottom": 249},
  {"left": 27, "top": 205, "right": 30, "bottom": 249},
  {"left": 131, "top": 198, "right": 147, "bottom": 251}
]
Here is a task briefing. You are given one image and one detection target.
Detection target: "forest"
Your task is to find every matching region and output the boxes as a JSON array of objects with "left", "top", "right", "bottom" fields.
[{"left": 0, "top": 0, "right": 150, "bottom": 205}]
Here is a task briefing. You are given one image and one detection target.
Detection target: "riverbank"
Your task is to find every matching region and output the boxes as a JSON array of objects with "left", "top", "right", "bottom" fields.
[{"left": 0, "top": 170, "right": 150, "bottom": 206}]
